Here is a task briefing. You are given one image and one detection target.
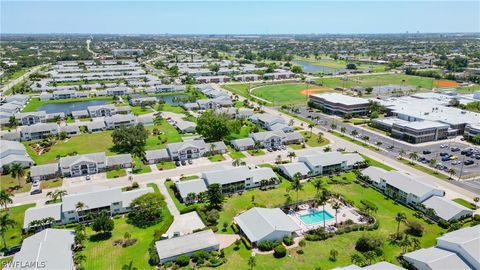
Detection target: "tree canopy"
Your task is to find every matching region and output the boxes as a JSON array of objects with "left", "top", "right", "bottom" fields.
[
  {"left": 111, "top": 124, "right": 149, "bottom": 158},
  {"left": 196, "top": 111, "right": 231, "bottom": 142},
  {"left": 128, "top": 193, "right": 165, "bottom": 227}
]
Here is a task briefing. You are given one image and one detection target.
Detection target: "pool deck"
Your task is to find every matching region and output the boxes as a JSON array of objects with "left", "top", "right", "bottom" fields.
[{"left": 288, "top": 200, "right": 366, "bottom": 232}]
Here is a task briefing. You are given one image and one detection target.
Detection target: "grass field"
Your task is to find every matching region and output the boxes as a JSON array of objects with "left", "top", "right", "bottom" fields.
[
  {"left": 40, "top": 178, "right": 63, "bottom": 189},
  {"left": 213, "top": 173, "right": 445, "bottom": 269},
  {"left": 156, "top": 161, "right": 176, "bottom": 171},
  {"left": 228, "top": 146, "right": 246, "bottom": 159},
  {"left": 25, "top": 120, "right": 182, "bottom": 165},
  {"left": 247, "top": 149, "right": 265, "bottom": 156},
  {"left": 452, "top": 198, "right": 477, "bottom": 210},
  {"left": 130, "top": 106, "right": 154, "bottom": 116},
  {"left": 132, "top": 156, "right": 151, "bottom": 174},
  {"left": 300, "top": 131, "right": 330, "bottom": 147},
  {"left": 1, "top": 173, "right": 31, "bottom": 193},
  {"left": 1, "top": 203, "right": 36, "bottom": 249},
  {"left": 208, "top": 154, "right": 225, "bottom": 162},
  {"left": 251, "top": 83, "right": 329, "bottom": 105},
  {"left": 295, "top": 56, "right": 387, "bottom": 73},
  {"left": 315, "top": 74, "right": 454, "bottom": 90},
  {"left": 106, "top": 168, "right": 127, "bottom": 179},
  {"left": 81, "top": 183, "right": 172, "bottom": 270}
]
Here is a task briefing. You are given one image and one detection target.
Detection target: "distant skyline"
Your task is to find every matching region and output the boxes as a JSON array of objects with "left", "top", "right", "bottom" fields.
[{"left": 2, "top": 1, "right": 479, "bottom": 34}]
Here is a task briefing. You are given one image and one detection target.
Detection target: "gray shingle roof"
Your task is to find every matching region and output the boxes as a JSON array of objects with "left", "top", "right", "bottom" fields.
[
  {"left": 231, "top": 137, "right": 255, "bottom": 148},
  {"left": 7, "top": 229, "right": 74, "bottom": 270},
  {"left": 234, "top": 207, "right": 300, "bottom": 243},
  {"left": 403, "top": 247, "right": 472, "bottom": 270},
  {"left": 106, "top": 154, "right": 132, "bottom": 167},
  {"left": 30, "top": 163, "right": 59, "bottom": 177},
  {"left": 155, "top": 229, "right": 219, "bottom": 262},
  {"left": 62, "top": 186, "right": 122, "bottom": 212},
  {"left": 145, "top": 149, "right": 169, "bottom": 161},
  {"left": 59, "top": 152, "right": 106, "bottom": 168},
  {"left": 278, "top": 162, "right": 311, "bottom": 178},
  {"left": 23, "top": 204, "right": 62, "bottom": 229},
  {"left": 175, "top": 178, "right": 208, "bottom": 199},
  {"left": 422, "top": 196, "right": 473, "bottom": 221}
]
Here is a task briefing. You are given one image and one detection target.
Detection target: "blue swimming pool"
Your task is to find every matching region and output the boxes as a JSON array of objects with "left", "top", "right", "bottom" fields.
[{"left": 299, "top": 210, "right": 334, "bottom": 225}]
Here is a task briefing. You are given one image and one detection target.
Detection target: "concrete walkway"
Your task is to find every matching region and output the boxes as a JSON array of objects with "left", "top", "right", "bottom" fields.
[{"left": 155, "top": 179, "right": 180, "bottom": 216}]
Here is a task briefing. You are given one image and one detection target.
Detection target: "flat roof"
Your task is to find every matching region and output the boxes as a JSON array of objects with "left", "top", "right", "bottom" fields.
[{"left": 311, "top": 93, "right": 369, "bottom": 106}]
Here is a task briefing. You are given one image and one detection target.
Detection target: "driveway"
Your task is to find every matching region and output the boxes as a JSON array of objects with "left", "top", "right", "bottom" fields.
[{"left": 165, "top": 211, "right": 205, "bottom": 237}]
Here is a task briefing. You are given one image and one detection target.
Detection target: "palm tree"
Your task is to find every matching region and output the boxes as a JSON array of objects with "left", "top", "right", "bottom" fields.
[
  {"left": 331, "top": 201, "right": 341, "bottom": 225},
  {"left": 395, "top": 212, "right": 407, "bottom": 237},
  {"left": 253, "top": 140, "right": 261, "bottom": 152},
  {"left": 308, "top": 124, "right": 314, "bottom": 137},
  {"left": 232, "top": 158, "right": 243, "bottom": 167},
  {"left": 316, "top": 190, "right": 330, "bottom": 228},
  {"left": 340, "top": 127, "right": 346, "bottom": 134},
  {"left": 75, "top": 201, "right": 88, "bottom": 212},
  {"left": 122, "top": 261, "right": 138, "bottom": 270},
  {"left": 351, "top": 130, "right": 358, "bottom": 137},
  {"left": 74, "top": 253, "right": 86, "bottom": 266},
  {"left": 408, "top": 152, "right": 418, "bottom": 164},
  {"left": 248, "top": 256, "right": 256, "bottom": 270},
  {"left": 398, "top": 148, "right": 406, "bottom": 159},
  {"left": 474, "top": 197, "right": 479, "bottom": 208},
  {"left": 46, "top": 191, "right": 59, "bottom": 202},
  {"left": 447, "top": 168, "right": 456, "bottom": 179},
  {"left": 10, "top": 163, "right": 25, "bottom": 187},
  {"left": 290, "top": 173, "right": 303, "bottom": 209},
  {"left": 425, "top": 207, "right": 436, "bottom": 218},
  {"left": 311, "top": 178, "right": 324, "bottom": 193},
  {"left": 330, "top": 123, "right": 337, "bottom": 130},
  {"left": 364, "top": 250, "right": 377, "bottom": 265},
  {"left": 400, "top": 234, "right": 412, "bottom": 254},
  {"left": 411, "top": 237, "right": 421, "bottom": 251},
  {"left": 0, "top": 191, "right": 13, "bottom": 212},
  {"left": 0, "top": 213, "right": 16, "bottom": 251},
  {"left": 287, "top": 151, "right": 296, "bottom": 162}
]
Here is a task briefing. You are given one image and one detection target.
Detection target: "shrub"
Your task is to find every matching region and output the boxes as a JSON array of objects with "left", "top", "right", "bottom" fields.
[
  {"left": 148, "top": 241, "right": 160, "bottom": 265},
  {"left": 283, "top": 235, "right": 294, "bottom": 246},
  {"left": 406, "top": 220, "right": 424, "bottom": 236},
  {"left": 206, "top": 209, "right": 220, "bottom": 225},
  {"left": 258, "top": 240, "right": 276, "bottom": 251},
  {"left": 355, "top": 235, "right": 384, "bottom": 254},
  {"left": 473, "top": 214, "right": 480, "bottom": 221},
  {"left": 273, "top": 245, "right": 287, "bottom": 258},
  {"left": 191, "top": 250, "right": 210, "bottom": 262},
  {"left": 176, "top": 255, "right": 190, "bottom": 267},
  {"left": 241, "top": 236, "right": 252, "bottom": 250}
]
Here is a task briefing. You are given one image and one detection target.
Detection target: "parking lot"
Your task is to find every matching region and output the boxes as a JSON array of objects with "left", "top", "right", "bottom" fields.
[{"left": 291, "top": 107, "right": 480, "bottom": 179}]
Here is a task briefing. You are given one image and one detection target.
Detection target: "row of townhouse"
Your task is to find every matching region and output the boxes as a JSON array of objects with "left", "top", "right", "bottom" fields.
[
  {"left": 361, "top": 166, "right": 474, "bottom": 221},
  {"left": 39, "top": 89, "right": 89, "bottom": 101},
  {"left": 278, "top": 151, "right": 365, "bottom": 179},
  {"left": 30, "top": 152, "right": 133, "bottom": 180},
  {"left": 230, "top": 130, "right": 303, "bottom": 151},
  {"left": 183, "top": 96, "right": 233, "bottom": 110},
  {"left": 0, "top": 140, "right": 34, "bottom": 173},
  {"left": 13, "top": 111, "right": 66, "bottom": 126},
  {"left": 22, "top": 185, "right": 152, "bottom": 231},
  {"left": 402, "top": 225, "right": 479, "bottom": 270},
  {"left": 215, "top": 107, "right": 254, "bottom": 119},
  {"left": 174, "top": 166, "right": 279, "bottom": 203},
  {"left": 0, "top": 95, "right": 31, "bottom": 125},
  {"left": 197, "top": 85, "right": 229, "bottom": 99}
]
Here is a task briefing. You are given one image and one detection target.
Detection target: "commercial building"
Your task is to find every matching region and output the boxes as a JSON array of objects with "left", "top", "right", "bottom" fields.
[{"left": 309, "top": 93, "right": 370, "bottom": 116}]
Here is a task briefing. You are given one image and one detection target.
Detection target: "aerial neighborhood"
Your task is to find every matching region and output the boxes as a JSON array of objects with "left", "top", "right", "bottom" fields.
[{"left": 0, "top": 3, "right": 479, "bottom": 269}]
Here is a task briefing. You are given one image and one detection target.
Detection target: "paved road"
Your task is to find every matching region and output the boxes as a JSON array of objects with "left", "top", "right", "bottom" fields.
[
  {"left": 214, "top": 83, "right": 480, "bottom": 198},
  {"left": 0, "top": 65, "right": 47, "bottom": 94},
  {"left": 291, "top": 107, "right": 480, "bottom": 179}
]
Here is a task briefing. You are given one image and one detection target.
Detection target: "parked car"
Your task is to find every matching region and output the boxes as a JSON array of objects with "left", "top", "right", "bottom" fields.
[
  {"left": 175, "top": 161, "right": 181, "bottom": 167},
  {"left": 85, "top": 175, "right": 91, "bottom": 181},
  {"left": 439, "top": 152, "right": 449, "bottom": 156},
  {"left": 451, "top": 147, "right": 460, "bottom": 152},
  {"left": 181, "top": 160, "right": 187, "bottom": 166},
  {"left": 188, "top": 159, "right": 193, "bottom": 165},
  {"left": 422, "top": 150, "right": 431, "bottom": 155},
  {"left": 464, "top": 160, "right": 474, "bottom": 166}
]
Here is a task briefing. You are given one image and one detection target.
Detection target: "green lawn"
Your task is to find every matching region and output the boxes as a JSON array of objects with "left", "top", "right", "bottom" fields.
[
  {"left": 295, "top": 55, "right": 387, "bottom": 73},
  {"left": 452, "top": 198, "right": 477, "bottom": 210},
  {"left": 165, "top": 181, "right": 190, "bottom": 212},
  {"left": 132, "top": 156, "right": 151, "bottom": 174},
  {"left": 360, "top": 154, "right": 394, "bottom": 171},
  {"left": 40, "top": 178, "right": 63, "bottom": 189},
  {"left": 130, "top": 106, "right": 154, "bottom": 116},
  {"left": 251, "top": 83, "right": 328, "bottom": 105},
  {"left": 208, "top": 154, "right": 225, "bottom": 162},
  {"left": 215, "top": 173, "right": 445, "bottom": 269},
  {"left": 247, "top": 149, "right": 265, "bottom": 156},
  {"left": 156, "top": 161, "right": 176, "bottom": 171},
  {"left": 299, "top": 131, "right": 330, "bottom": 147},
  {"left": 106, "top": 168, "right": 127, "bottom": 179},
  {"left": 145, "top": 120, "right": 183, "bottom": 150},
  {"left": 81, "top": 183, "right": 171, "bottom": 270},
  {"left": 158, "top": 103, "right": 186, "bottom": 114},
  {"left": 329, "top": 130, "right": 381, "bottom": 152},
  {"left": 2, "top": 203, "right": 36, "bottom": 249},
  {"left": 1, "top": 173, "right": 31, "bottom": 194},
  {"left": 228, "top": 146, "right": 246, "bottom": 159},
  {"left": 225, "top": 123, "right": 260, "bottom": 141},
  {"left": 49, "top": 79, "right": 122, "bottom": 87},
  {"left": 24, "top": 132, "right": 116, "bottom": 165}
]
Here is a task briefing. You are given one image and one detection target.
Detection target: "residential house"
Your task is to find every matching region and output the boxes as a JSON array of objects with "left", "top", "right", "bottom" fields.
[
  {"left": 145, "top": 149, "right": 170, "bottom": 165},
  {"left": 87, "top": 104, "right": 116, "bottom": 117},
  {"left": 234, "top": 207, "right": 300, "bottom": 246},
  {"left": 231, "top": 138, "right": 255, "bottom": 151},
  {"left": 166, "top": 140, "right": 208, "bottom": 161},
  {"left": 30, "top": 163, "right": 59, "bottom": 181},
  {"left": 174, "top": 120, "right": 197, "bottom": 133},
  {"left": 0, "top": 139, "right": 34, "bottom": 172},
  {"left": 5, "top": 229, "right": 75, "bottom": 270},
  {"left": 298, "top": 152, "right": 364, "bottom": 176},
  {"left": 20, "top": 123, "right": 59, "bottom": 141},
  {"left": 104, "top": 114, "right": 136, "bottom": 129},
  {"left": 155, "top": 230, "right": 219, "bottom": 264},
  {"left": 15, "top": 111, "right": 47, "bottom": 126},
  {"left": 278, "top": 162, "right": 311, "bottom": 179}
]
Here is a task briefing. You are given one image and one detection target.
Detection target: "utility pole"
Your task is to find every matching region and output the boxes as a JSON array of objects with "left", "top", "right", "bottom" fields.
[{"left": 458, "top": 156, "right": 466, "bottom": 181}]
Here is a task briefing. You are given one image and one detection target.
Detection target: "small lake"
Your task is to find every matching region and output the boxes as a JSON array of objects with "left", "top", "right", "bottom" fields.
[
  {"left": 38, "top": 99, "right": 109, "bottom": 114},
  {"left": 293, "top": 60, "right": 337, "bottom": 74},
  {"left": 154, "top": 94, "right": 190, "bottom": 105}
]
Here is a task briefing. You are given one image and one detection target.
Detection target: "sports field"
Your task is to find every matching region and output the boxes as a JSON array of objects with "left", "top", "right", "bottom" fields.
[
  {"left": 251, "top": 83, "right": 333, "bottom": 105},
  {"left": 315, "top": 74, "right": 455, "bottom": 90}
]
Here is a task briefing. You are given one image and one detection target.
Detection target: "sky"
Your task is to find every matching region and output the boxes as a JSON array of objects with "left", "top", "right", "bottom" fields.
[{"left": 1, "top": 1, "right": 479, "bottom": 34}]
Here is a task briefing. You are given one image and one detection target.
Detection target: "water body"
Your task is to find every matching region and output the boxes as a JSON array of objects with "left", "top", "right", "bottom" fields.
[
  {"left": 293, "top": 60, "right": 337, "bottom": 74},
  {"left": 38, "top": 99, "right": 109, "bottom": 114},
  {"left": 152, "top": 94, "right": 190, "bottom": 105}
]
